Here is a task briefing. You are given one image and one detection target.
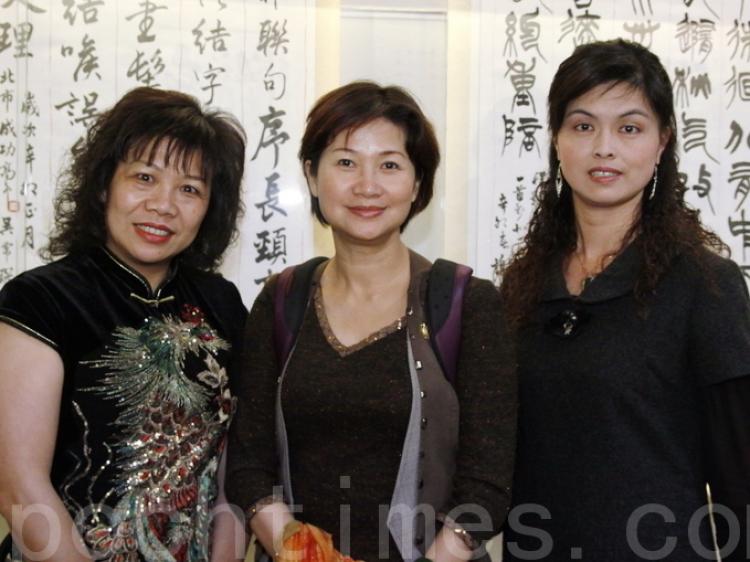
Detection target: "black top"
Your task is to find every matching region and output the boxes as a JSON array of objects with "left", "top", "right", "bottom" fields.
[
  {"left": 504, "top": 244, "right": 750, "bottom": 561},
  {"left": 226, "top": 275, "right": 517, "bottom": 561},
  {"left": 0, "top": 247, "right": 246, "bottom": 562}
]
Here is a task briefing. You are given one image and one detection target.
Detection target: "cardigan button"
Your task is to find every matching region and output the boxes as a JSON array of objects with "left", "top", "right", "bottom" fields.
[{"left": 421, "top": 417, "right": 427, "bottom": 429}]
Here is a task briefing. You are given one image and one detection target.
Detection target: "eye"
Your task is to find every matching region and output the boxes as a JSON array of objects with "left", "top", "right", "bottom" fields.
[
  {"left": 573, "top": 123, "right": 592, "bottom": 132},
  {"left": 337, "top": 158, "right": 354, "bottom": 167},
  {"left": 621, "top": 124, "right": 641, "bottom": 134},
  {"left": 181, "top": 184, "right": 202, "bottom": 195},
  {"left": 383, "top": 161, "right": 401, "bottom": 170},
  {"left": 136, "top": 172, "right": 153, "bottom": 182}
]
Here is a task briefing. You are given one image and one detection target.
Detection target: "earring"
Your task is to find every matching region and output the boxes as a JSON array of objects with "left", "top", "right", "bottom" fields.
[
  {"left": 649, "top": 164, "right": 658, "bottom": 200},
  {"left": 555, "top": 163, "right": 563, "bottom": 198}
]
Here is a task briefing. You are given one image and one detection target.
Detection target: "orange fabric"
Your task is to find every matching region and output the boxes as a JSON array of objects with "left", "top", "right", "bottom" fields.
[{"left": 278, "top": 522, "right": 363, "bottom": 562}]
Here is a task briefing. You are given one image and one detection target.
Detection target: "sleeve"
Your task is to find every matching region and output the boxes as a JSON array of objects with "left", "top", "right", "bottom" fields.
[
  {"left": 0, "top": 272, "right": 65, "bottom": 351},
  {"left": 688, "top": 256, "right": 750, "bottom": 387},
  {"left": 703, "top": 375, "right": 750, "bottom": 561},
  {"left": 224, "top": 279, "right": 283, "bottom": 513},
  {"left": 443, "top": 278, "right": 518, "bottom": 542}
]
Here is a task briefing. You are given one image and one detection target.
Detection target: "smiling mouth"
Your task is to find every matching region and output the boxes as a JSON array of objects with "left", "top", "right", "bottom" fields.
[
  {"left": 136, "top": 223, "right": 173, "bottom": 237},
  {"left": 349, "top": 206, "right": 385, "bottom": 217},
  {"left": 589, "top": 170, "right": 620, "bottom": 178}
]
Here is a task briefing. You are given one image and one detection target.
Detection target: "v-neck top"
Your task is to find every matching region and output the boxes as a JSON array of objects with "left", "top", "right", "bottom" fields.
[
  {"left": 226, "top": 267, "right": 518, "bottom": 561},
  {"left": 0, "top": 247, "right": 246, "bottom": 561}
]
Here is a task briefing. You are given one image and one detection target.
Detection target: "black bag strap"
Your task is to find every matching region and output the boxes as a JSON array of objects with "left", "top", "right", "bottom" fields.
[
  {"left": 426, "top": 258, "right": 473, "bottom": 386},
  {"left": 0, "top": 533, "right": 12, "bottom": 562},
  {"left": 273, "top": 256, "right": 328, "bottom": 368}
]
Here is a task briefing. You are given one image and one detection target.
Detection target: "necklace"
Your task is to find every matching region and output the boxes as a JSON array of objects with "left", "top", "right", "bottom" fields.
[
  {"left": 574, "top": 250, "right": 617, "bottom": 292},
  {"left": 574, "top": 251, "right": 596, "bottom": 291}
]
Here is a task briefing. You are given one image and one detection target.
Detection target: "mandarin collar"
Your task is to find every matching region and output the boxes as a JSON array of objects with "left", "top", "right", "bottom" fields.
[
  {"left": 541, "top": 241, "right": 641, "bottom": 303},
  {"left": 91, "top": 246, "right": 179, "bottom": 305}
]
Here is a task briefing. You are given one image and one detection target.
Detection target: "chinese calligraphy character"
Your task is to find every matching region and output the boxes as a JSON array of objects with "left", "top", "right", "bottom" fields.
[
  {"left": 73, "top": 34, "right": 101, "bottom": 81},
  {"left": 127, "top": 49, "right": 165, "bottom": 87},
  {"left": 257, "top": 19, "right": 289, "bottom": 56},
  {"left": 681, "top": 112, "right": 717, "bottom": 163},
  {"left": 255, "top": 172, "right": 288, "bottom": 222},
  {"left": 727, "top": 19, "right": 750, "bottom": 61},
  {"left": 251, "top": 106, "right": 289, "bottom": 168},
  {"left": 63, "top": 0, "right": 103, "bottom": 25},
  {"left": 13, "top": 22, "right": 33, "bottom": 58},
  {"left": 254, "top": 227, "right": 287, "bottom": 264},
  {"left": 192, "top": 18, "right": 230, "bottom": 54},
  {"left": 730, "top": 161, "right": 750, "bottom": 211},
  {"left": 505, "top": 58, "right": 537, "bottom": 113},
  {"left": 622, "top": 20, "right": 660, "bottom": 48},
  {"left": 1, "top": 0, "right": 44, "bottom": 13},
  {"left": 195, "top": 63, "right": 225, "bottom": 105},
  {"left": 263, "top": 63, "right": 286, "bottom": 100},
  {"left": 126, "top": 1, "right": 168, "bottom": 43},
  {"left": 724, "top": 65, "right": 750, "bottom": 108}
]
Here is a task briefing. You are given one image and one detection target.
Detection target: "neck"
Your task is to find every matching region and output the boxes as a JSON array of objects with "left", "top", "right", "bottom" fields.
[
  {"left": 326, "top": 237, "right": 410, "bottom": 295},
  {"left": 573, "top": 203, "right": 639, "bottom": 261}
]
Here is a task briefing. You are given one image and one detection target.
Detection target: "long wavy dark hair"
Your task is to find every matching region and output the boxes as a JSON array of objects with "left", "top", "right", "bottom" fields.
[
  {"left": 501, "top": 39, "right": 727, "bottom": 327},
  {"left": 43, "top": 87, "right": 246, "bottom": 271}
]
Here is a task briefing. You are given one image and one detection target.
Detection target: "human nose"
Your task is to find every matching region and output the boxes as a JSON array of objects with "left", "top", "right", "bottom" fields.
[
  {"left": 351, "top": 164, "right": 382, "bottom": 197},
  {"left": 144, "top": 183, "right": 177, "bottom": 215},
  {"left": 593, "top": 130, "right": 615, "bottom": 159}
]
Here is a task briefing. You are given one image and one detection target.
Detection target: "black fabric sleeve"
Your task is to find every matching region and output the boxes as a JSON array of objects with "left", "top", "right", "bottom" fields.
[
  {"left": 704, "top": 375, "right": 750, "bottom": 562},
  {"left": 689, "top": 256, "right": 750, "bottom": 387},
  {"left": 0, "top": 271, "right": 65, "bottom": 350},
  {"left": 225, "top": 279, "right": 282, "bottom": 513},
  {"left": 443, "top": 278, "right": 518, "bottom": 542}
]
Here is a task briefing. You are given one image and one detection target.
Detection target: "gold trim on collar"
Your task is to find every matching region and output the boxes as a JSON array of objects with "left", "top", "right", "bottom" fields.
[{"left": 129, "top": 293, "right": 176, "bottom": 307}]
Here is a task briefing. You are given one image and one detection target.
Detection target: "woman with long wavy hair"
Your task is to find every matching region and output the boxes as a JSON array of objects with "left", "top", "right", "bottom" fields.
[
  {"left": 502, "top": 39, "right": 750, "bottom": 561},
  {"left": 0, "top": 87, "right": 247, "bottom": 562}
]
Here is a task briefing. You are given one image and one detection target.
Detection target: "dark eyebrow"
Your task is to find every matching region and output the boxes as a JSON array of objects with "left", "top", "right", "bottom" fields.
[
  {"left": 131, "top": 158, "right": 206, "bottom": 183},
  {"left": 565, "top": 108, "right": 652, "bottom": 119},
  {"left": 330, "top": 147, "right": 407, "bottom": 157}
]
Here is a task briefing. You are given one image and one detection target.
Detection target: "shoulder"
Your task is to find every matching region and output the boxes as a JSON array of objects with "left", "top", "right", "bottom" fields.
[
  {"left": 669, "top": 247, "right": 746, "bottom": 296},
  {"left": 0, "top": 253, "right": 91, "bottom": 301},
  {"left": 184, "top": 266, "right": 244, "bottom": 299}
]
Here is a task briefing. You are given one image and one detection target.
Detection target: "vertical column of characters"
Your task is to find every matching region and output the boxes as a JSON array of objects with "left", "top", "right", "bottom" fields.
[
  {"left": 0, "top": 0, "right": 39, "bottom": 285},
  {"left": 489, "top": 0, "right": 553, "bottom": 284},
  {"left": 181, "top": 0, "right": 247, "bottom": 283},
  {"left": 241, "top": 0, "right": 312, "bottom": 304},
  {"left": 183, "top": 0, "right": 243, "bottom": 108},
  {"left": 664, "top": 0, "right": 728, "bottom": 254},
  {"left": 721, "top": 4, "right": 750, "bottom": 281},
  {"left": 0, "top": 2, "right": 19, "bottom": 286},
  {"left": 117, "top": 0, "right": 172, "bottom": 90}
]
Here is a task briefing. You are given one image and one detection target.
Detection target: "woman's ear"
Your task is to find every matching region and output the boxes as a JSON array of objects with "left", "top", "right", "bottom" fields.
[
  {"left": 656, "top": 128, "right": 671, "bottom": 163},
  {"left": 411, "top": 180, "right": 419, "bottom": 203},
  {"left": 304, "top": 160, "right": 318, "bottom": 197}
]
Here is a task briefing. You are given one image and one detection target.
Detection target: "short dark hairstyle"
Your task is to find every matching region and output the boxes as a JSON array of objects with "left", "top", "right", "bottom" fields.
[
  {"left": 44, "top": 86, "right": 246, "bottom": 271},
  {"left": 299, "top": 81, "right": 440, "bottom": 230}
]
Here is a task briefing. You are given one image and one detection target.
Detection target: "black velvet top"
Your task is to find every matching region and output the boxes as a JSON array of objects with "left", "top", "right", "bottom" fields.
[
  {"left": 0, "top": 247, "right": 246, "bottom": 562},
  {"left": 504, "top": 245, "right": 750, "bottom": 562}
]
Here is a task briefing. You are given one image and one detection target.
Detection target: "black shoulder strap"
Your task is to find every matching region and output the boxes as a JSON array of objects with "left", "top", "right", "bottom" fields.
[
  {"left": 273, "top": 257, "right": 328, "bottom": 368},
  {"left": 426, "top": 258, "right": 473, "bottom": 386}
]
